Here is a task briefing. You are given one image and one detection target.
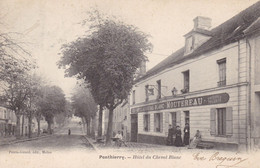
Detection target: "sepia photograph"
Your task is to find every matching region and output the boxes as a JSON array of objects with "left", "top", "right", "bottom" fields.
[{"left": 0, "top": 0, "right": 260, "bottom": 167}]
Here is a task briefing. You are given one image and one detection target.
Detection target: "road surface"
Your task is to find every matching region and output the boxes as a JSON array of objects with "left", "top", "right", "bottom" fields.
[{"left": 0, "top": 117, "right": 94, "bottom": 152}]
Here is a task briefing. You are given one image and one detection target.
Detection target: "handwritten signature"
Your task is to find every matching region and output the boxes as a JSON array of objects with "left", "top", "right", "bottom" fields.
[{"left": 193, "top": 152, "right": 248, "bottom": 168}]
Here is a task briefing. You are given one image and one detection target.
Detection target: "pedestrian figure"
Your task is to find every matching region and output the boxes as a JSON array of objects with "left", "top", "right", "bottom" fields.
[
  {"left": 174, "top": 126, "right": 183, "bottom": 147},
  {"left": 183, "top": 123, "right": 190, "bottom": 146},
  {"left": 68, "top": 128, "right": 71, "bottom": 135},
  {"left": 188, "top": 130, "right": 202, "bottom": 149},
  {"left": 114, "top": 131, "right": 127, "bottom": 147},
  {"left": 166, "top": 124, "right": 174, "bottom": 146}
]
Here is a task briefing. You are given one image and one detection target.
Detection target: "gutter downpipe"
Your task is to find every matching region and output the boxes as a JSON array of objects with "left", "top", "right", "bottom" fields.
[
  {"left": 246, "top": 37, "right": 252, "bottom": 151},
  {"left": 237, "top": 40, "right": 241, "bottom": 149}
]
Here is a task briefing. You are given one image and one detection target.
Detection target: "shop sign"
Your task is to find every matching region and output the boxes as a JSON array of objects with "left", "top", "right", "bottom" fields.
[{"left": 131, "top": 93, "right": 229, "bottom": 114}]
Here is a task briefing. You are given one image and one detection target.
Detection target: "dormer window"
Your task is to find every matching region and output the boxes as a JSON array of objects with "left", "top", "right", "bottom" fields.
[
  {"left": 185, "top": 36, "right": 194, "bottom": 53},
  {"left": 184, "top": 16, "right": 212, "bottom": 55}
]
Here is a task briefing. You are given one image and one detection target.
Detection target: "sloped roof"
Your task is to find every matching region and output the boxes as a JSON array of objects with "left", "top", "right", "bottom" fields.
[{"left": 135, "top": 1, "right": 260, "bottom": 83}]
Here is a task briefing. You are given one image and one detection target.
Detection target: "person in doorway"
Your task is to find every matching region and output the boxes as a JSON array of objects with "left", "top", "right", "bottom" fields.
[
  {"left": 68, "top": 128, "right": 71, "bottom": 135},
  {"left": 183, "top": 123, "right": 190, "bottom": 146},
  {"left": 188, "top": 130, "right": 202, "bottom": 149},
  {"left": 174, "top": 126, "right": 183, "bottom": 147},
  {"left": 166, "top": 124, "right": 174, "bottom": 146}
]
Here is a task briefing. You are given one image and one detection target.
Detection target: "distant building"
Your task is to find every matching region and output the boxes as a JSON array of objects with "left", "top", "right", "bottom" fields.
[
  {"left": 0, "top": 106, "right": 16, "bottom": 136},
  {"left": 130, "top": 2, "right": 260, "bottom": 151}
]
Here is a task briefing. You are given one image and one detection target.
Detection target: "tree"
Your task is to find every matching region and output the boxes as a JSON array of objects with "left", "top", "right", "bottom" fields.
[
  {"left": 0, "top": 29, "right": 35, "bottom": 137},
  {"left": 24, "top": 73, "right": 45, "bottom": 138},
  {"left": 58, "top": 11, "right": 152, "bottom": 144},
  {"left": 55, "top": 101, "right": 72, "bottom": 127},
  {"left": 0, "top": 66, "right": 31, "bottom": 137},
  {"left": 71, "top": 84, "right": 97, "bottom": 136},
  {"left": 37, "top": 85, "right": 66, "bottom": 133}
]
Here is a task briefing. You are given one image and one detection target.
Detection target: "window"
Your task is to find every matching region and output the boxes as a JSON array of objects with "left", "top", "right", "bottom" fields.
[
  {"left": 154, "top": 113, "right": 163, "bottom": 132},
  {"left": 145, "top": 85, "right": 149, "bottom": 102},
  {"left": 4, "top": 110, "right": 7, "bottom": 119},
  {"left": 132, "top": 90, "right": 135, "bottom": 105},
  {"left": 157, "top": 80, "right": 161, "bottom": 99},
  {"left": 182, "top": 70, "right": 190, "bottom": 93},
  {"left": 217, "top": 58, "right": 226, "bottom": 86},
  {"left": 217, "top": 108, "right": 226, "bottom": 135},
  {"left": 169, "top": 112, "right": 177, "bottom": 128},
  {"left": 185, "top": 36, "right": 193, "bottom": 53},
  {"left": 184, "top": 111, "right": 190, "bottom": 125},
  {"left": 210, "top": 107, "right": 233, "bottom": 136},
  {"left": 143, "top": 114, "right": 150, "bottom": 132}
]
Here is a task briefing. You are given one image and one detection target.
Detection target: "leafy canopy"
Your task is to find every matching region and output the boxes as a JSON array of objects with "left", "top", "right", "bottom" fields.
[{"left": 58, "top": 15, "right": 152, "bottom": 109}]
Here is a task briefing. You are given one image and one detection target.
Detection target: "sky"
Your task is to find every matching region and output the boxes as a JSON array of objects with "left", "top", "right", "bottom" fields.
[{"left": 0, "top": 0, "right": 259, "bottom": 99}]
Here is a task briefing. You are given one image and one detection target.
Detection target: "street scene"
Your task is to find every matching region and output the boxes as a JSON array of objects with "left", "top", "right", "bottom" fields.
[{"left": 1, "top": 0, "right": 260, "bottom": 168}]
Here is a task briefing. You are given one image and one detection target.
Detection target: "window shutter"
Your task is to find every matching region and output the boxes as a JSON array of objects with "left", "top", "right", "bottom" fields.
[
  {"left": 165, "top": 112, "right": 169, "bottom": 135},
  {"left": 148, "top": 114, "right": 150, "bottom": 131},
  {"left": 143, "top": 114, "right": 145, "bottom": 131},
  {"left": 176, "top": 111, "right": 181, "bottom": 127},
  {"left": 160, "top": 113, "right": 163, "bottom": 132},
  {"left": 210, "top": 108, "right": 216, "bottom": 135},
  {"left": 226, "top": 107, "right": 233, "bottom": 136},
  {"left": 154, "top": 114, "right": 156, "bottom": 132}
]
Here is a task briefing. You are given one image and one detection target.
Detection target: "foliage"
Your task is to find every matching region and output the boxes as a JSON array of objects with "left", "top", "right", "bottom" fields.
[
  {"left": 37, "top": 85, "right": 66, "bottom": 130},
  {"left": 58, "top": 10, "right": 152, "bottom": 143},
  {"left": 71, "top": 84, "right": 97, "bottom": 122},
  {"left": 58, "top": 12, "right": 152, "bottom": 110}
]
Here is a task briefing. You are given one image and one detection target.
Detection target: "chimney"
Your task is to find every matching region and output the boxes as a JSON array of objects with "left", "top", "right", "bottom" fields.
[{"left": 193, "top": 16, "right": 212, "bottom": 30}]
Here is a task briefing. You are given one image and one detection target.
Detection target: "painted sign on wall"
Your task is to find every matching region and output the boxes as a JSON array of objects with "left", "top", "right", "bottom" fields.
[{"left": 131, "top": 93, "right": 229, "bottom": 114}]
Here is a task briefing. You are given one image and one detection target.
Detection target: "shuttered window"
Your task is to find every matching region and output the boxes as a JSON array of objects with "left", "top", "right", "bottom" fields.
[
  {"left": 210, "top": 107, "right": 233, "bottom": 136},
  {"left": 154, "top": 113, "right": 163, "bottom": 132},
  {"left": 143, "top": 114, "right": 150, "bottom": 132}
]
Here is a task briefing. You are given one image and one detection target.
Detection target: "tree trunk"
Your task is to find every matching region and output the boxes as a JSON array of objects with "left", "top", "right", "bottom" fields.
[
  {"left": 28, "top": 114, "right": 32, "bottom": 138},
  {"left": 105, "top": 107, "right": 114, "bottom": 145},
  {"left": 86, "top": 120, "right": 91, "bottom": 136},
  {"left": 37, "top": 118, "right": 40, "bottom": 136},
  {"left": 47, "top": 121, "right": 51, "bottom": 134},
  {"left": 21, "top": 113, "right": 25, "bottom": 136},
  {"left": 81, "top": 117, "right": 86, "bottom": 134},
  {"left": 15, "top": 114, "right": 21, "bottom": 138},
  {"left": 98, "top": 105, "right": 103, "bottom": 137},
  {"left": 91, "top": 117, "right": 96, "bottom": 138}
]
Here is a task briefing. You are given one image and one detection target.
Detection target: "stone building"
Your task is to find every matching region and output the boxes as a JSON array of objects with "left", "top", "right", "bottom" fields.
[{"left": 129, "top": 2, "right": 260, "bottom": 151}]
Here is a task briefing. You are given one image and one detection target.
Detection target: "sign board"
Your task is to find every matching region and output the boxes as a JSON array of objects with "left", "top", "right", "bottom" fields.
[{"left": 131, "top": 93, "right": 229, "bottom": 114}]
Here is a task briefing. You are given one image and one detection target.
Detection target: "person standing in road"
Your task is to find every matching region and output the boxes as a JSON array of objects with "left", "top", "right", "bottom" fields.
[
  {"left": 183, "top": 123, "right": 190, "bottom": 146},
  {"left": 68, "top": 128, "right": 71, "bottom": 135}
]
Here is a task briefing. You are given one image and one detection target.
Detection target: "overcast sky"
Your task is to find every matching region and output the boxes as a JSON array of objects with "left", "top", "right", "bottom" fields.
[{"left": 0, "top": 0, "right": 258, "bottom": 98}]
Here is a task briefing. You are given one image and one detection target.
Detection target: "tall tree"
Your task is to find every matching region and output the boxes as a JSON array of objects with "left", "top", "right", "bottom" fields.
[
  {"left": 37, "top": 85, "right": 66, "bottom": 134},
  {"left": 0, "top": 66, "right": 31, "bottom": 137},
  {"left": 24, "top": 73, "right": 45, "bottom": 138},
  {"left": 0, "top": 29, "right": 35, "bottom": 137},
  {"left": 58, "top": 11, "right": 152, "bottom": 144},
  {"left": 71, "top": 85, "right": 97, "bottom": 136}
]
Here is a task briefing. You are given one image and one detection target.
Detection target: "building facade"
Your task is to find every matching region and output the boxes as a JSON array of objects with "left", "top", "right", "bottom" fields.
[
  {"left": 0, "top": 106, "right": 16, "bottom": 136},
  {"left": 129, "top": 2, "right": 260, "bottom": 151}
]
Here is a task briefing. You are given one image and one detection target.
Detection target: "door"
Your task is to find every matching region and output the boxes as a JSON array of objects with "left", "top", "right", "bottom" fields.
[{"left": 131, "top": 114, "right": 138, "bottom": 142}]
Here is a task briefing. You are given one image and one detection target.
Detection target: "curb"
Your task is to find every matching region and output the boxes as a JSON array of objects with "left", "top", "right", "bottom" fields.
[
  {"left": 83, "top": 136, "right": 98, "bottom": 151},
  {"left": 0, "top": 134, "right": 53, "bottom": 146}
]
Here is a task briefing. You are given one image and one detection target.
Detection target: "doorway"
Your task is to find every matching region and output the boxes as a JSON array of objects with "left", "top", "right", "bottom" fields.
[{"left": 131, "top": 114, "right": 138, "bottom": 142}]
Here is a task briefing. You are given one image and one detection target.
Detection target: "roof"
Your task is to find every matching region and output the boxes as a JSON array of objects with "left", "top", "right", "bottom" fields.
[{"left": 135, "top": 1, "right": 260, "bottom": 83}]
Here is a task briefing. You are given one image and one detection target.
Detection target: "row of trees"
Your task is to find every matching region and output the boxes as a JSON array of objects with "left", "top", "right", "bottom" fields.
[
  {"left": 58, "top": 10, "right": 152, "bottom": 145},
  {"left": 71, "top": 83, "right": 97, "bottom": 136},
  {"left": 0, "top": 30, "right": 68, "bottom": 138}
]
